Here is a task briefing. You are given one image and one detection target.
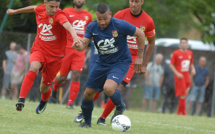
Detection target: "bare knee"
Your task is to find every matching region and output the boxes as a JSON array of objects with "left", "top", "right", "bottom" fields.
[
  {"left": 56, "top": 75, "right": 67, "bottom": 83},
  {"left": 84, "top": 88, "right": 97, "bottom": 100},
  {"left": 104, "top": 85, "right": 115, "bottom": 96},
  {"left": 72, "top": 70, "right": 81, "bottom": 82},
  {"left": 30, "top": 62, "right": 42, "bottom": 74},
  {"left": 40, "top": 84, "right": 49, "bottom": 93}
]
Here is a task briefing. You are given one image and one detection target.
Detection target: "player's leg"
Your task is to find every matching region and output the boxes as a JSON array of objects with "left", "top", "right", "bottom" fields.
[
  {"left": 79, "top": 87, "right": 98, "bottom": 127},
  {"left": 67, "top": 53, "right": 85, "bottom": 109},
  {"left": 16, "top": 60, "right": 42, "bottom": 111}
]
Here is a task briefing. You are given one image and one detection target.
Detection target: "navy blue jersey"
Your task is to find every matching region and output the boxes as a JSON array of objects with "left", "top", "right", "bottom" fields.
[
  {"left": 89, "top": 41, "right": 99, "bottom": 73},
  {"left": 84, "top": 18, "right": 136, "bottom": 65}
]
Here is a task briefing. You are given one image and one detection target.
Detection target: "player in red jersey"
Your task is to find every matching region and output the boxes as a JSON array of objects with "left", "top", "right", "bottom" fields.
[
  {"left": 50, "top": 0, "right": 92, "bottom": 109},
  {"left": 74, "top": 0, "right": 155, "bottom": 125},
  {"left": 7, "top": 0, "right": 83, "bottom": 114},
  {"left": 170, "top": 38, "right": 196, "bottom": 115}
]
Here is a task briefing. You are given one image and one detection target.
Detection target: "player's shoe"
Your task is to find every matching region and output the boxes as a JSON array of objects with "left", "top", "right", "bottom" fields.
[
  {"left": 67, "top": 103, "right": 75, "bottom": 110},
  {"left": 74, "top": 111, "right": 84, "bottom": 123},
  {"left": 36, "top": 100, "right": 47, "bottom": 114},
  {"left": 78, "top": 122, "right": 91, "bottom": 128},
  {"left": 97, "top": 117, "right": 106, "bottom": 126},
  {"left": 16, "top": 98, "right": 25, "bottom": 111},
  {"left": 111, "top": 109, "right": 125, "bottom": 123}
]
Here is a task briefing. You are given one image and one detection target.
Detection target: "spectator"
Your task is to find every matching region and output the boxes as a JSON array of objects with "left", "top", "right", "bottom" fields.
[
  {"left": 162, "top": 58, "right": 178, "bottom": 113},
  {"left": 10, "top": 45, "right": 28, "bottom": 100},
  {"left": 187, "top": 56, "right": 209, "bottom": 116},
  {"left": 142, "top": 53, "right": 164, "bottom": 112},
  {"left": 1, "top": 42, "right": 17, "bottom": 100}
]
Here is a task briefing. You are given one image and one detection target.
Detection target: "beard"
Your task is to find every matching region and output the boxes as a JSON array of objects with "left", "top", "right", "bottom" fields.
[{"left": 73, "top": 1, "right": 84, "bottom": 8}]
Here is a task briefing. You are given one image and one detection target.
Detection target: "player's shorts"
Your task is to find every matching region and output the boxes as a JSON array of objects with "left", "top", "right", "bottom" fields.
[
  {"left": 30, "top": 50, "right": 62, "bottom": 86},
  {"left": 174, "top": 72, "right": 191, "bottom": 96},
  {"left": 11, "top": 70, "right": 24, "bottom": 85},
  {"left": 60, "top": 48, "right": 85, "bottom": 75},
  {"left": 86, "top": 61, "right": 131, "bottom": 92},
  {"left": 122, "top": 55, "right": 137, "bottom": 84},
  {"left": 2, "top": 73, "right": 11, "bottom": 89}
]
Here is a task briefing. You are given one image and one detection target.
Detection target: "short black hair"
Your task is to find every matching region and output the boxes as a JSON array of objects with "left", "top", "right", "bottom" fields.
[
  {"left": 46, "top": 0, "right": 62, "bottom": 2},
  {"left": 180, "top": 37, "right": 188, "bottom": 41},
  {"left": 96, "top": 3, "right": 110, "bottom": 14},
  {"left": 14, "top": 45, "right": 22, "bottom": 51}
]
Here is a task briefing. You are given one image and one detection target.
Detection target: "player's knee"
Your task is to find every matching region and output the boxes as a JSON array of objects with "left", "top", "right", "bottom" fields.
[
  {"left": 83, "top": 90, "right": 94, "bottom": 100},
  {"left": 103, "top": 86, "right": 115, "bottom": 96},
  {"left": 29, "top": 66, "right": 40, "bottom": 74},
  {"left": 72, "top": 71, "right": 81, "bottom": 82}
]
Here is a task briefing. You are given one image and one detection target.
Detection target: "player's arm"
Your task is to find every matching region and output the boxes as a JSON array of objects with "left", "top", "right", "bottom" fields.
[
  {"left": 190, "top": 63, "right": 196, "bottom": 76},
  {"left": 73, "top": 37, "right": 91, "bottom": 51},
  {"left": 169, "top": 63, "right": 183, "bottom": 79},
  {"left": 7, "top": 6, "right": 37, "bottom": 15},
  {"left": 62, "top": 22, "right": 84, "bottom": 45},
  {"left": 143, "top": 36, "right": 155, "bottom": 68},
  {"left": 133, "top": 27, "right": 145, "bottom": 72}
]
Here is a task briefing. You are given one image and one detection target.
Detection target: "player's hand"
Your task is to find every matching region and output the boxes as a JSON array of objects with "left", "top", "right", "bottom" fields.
[
  {"left": 176, "top": 72, "right": 183, "bottom": 79},
  {"left": 134, "top": 57, "right": 143, "bottom": 73},
  {"left": 6, "top": 9, "right": 17, "bottom": 15},
  {"left": 139, "top": 64, "right": 147, "bottom": 75},
  {"left": 73, "top": 36, "right": 85, "bottom": 45}
]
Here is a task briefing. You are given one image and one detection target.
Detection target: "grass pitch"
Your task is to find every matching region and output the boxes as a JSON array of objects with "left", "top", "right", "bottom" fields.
[{"left": 1, "top": 100, "right": 215, "bottom": 134}]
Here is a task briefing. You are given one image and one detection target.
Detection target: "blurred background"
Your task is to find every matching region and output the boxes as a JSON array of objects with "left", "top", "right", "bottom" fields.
[{"left": 0, "top": 0, "right": 215, "bottom": 117}]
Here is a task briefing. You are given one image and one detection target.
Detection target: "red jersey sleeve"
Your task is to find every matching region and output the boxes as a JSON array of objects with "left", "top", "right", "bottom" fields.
[
  {"left": 56, "top": 11, "right": 69, "bottom": 25},
  {"left": 171, "top": 51, "right": 177, "bottom": 65},
  {"left": 145, "top": 18, "right": 155, "bottom": 37},
  {"left": 190, "top": 51, "right": 194, "bottom": 64}
]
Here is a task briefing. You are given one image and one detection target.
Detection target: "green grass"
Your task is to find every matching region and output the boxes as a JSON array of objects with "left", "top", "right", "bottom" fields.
[{"left": 1, "top": 100, "right": 215, "bottom": 134}]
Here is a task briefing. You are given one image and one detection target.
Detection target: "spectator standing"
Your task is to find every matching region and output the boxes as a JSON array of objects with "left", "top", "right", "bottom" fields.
[
  {"left": 10, "top": 45, "right": 28, "bottom": 100},
  {"left": 162, "top": 58, "right": 178, "bottom": 113},
  {"left": 142, "top": 53, "right": 164, "bottom": 112},
  {"left": 1, "top": 42, "right": 17, "bottom": 100},
  {"left": 187, "top": 56, "right": 209, "bottom": 116}
]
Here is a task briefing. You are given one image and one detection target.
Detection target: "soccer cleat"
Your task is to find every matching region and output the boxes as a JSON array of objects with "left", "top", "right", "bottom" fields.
[
  {"left": 67, "top": 103, "right": 75, "bottom": 110},
  {"left": 74, "top": 112, "right": 84, "bottom": 123},
  {"left": 78, "top": 122, "right": 91, "bottom": 128},
  {"left": 16, "top": 102, "right": 25, "bottom": 111},
  {"left": 36, "top": 100, "right": 47, "bottom": 114},
  {"left": 97, "top": 117, "right": 106, "bottom": 126},
  {"left": 111, "top": 109, "right": 125, "bottom": 123}
]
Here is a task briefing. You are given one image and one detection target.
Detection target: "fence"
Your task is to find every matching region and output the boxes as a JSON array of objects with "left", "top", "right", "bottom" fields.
[{"left": 0, "top": 31, "right": 214, "bottom": 117}]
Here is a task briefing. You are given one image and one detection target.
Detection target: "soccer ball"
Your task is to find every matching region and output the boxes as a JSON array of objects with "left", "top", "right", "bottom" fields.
[{"left": 111, "top": 115, "right": 131, "bottom": 132}]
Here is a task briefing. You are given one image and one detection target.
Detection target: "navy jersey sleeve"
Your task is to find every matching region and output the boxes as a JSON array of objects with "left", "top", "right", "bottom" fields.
[
  {"left": 119, "top": 20, "right": 136, "bottom": 36},
  {"left": 84, "top": 22, "right": 93, "bottom": 39}
]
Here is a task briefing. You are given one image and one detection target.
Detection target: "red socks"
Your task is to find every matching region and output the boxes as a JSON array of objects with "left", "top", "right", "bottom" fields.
[
  {"left": 101, "top": 99, "right": 115, "bottom": 119},
  {"left": 19, "top": 70, "right": 37, "bottom": 99},
  {"left": 94, "top": 92, "right": 101, "bottom": 102},
  {"left": 177, "top": 98, "right": 186, "bottom": 115},
  {"left": 53, "top": 80, "right": 62, "bottom": 92},
  {"left": 67, "top": 81, "right": 80, "bottom": 105},
  {"left": 41, "top": 87, "right": 52, "bottom": 101}
]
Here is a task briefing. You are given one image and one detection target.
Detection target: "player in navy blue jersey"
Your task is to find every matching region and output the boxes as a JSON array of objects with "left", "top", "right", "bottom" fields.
[{"left": 73, "top": 3, "right": 145, "bottom": 128}]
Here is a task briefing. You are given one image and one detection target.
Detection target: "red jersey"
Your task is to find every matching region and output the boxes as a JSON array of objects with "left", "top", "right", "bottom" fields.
[
  {"left": 32, "top": 4, "right": 68, "bottom": 57},
  {"left": 171, "top": 49, "right": 193, "bottom": 73},
  {"left": 63, "top": 7, "right": 92, "bottom": 49},
  {"left": 114, "top": 8, "right": 155, "bottom": 56}
]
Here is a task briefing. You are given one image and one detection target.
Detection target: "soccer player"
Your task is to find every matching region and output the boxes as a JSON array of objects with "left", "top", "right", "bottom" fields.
[
  {"left": 7, "top": 0, "right": 83, "bottom": 114},
  {"left": 74, "top": 0, "right": 155, "bottom": 125},
  {"left": 73, "top": 3, "right": 146, "bottom": 127},
  {"left": 169, "top": 38, "right": 196, "bottom": 115},
  {"left": 50, "top": 0, "right": 92, "bottom": 109}
]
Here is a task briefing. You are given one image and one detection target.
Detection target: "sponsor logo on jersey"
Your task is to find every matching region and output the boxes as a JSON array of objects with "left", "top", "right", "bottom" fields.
[
  {"left": 49, "top": 18, "right": 53, "bottom": 24},
  {"left": 127, "top": 35, "right": 138, "bottom": 49},
  {"left": 97, "top": 38, "right": 118, "bottom": 54},
  {"left": 112, "top": 30, "right": 118, "bottom": 37},
  {"left": 72, "top": 20, "right": 87, "bottom": 35},
  {"left": 140, "top": 26, "right": 145, "bottom": 32},
  {"left": 38, "top": 23, "right": 56, "bottom": 41}
]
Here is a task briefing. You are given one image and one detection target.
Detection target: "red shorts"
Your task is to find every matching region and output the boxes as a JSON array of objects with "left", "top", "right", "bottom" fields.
[
  {"left": 123, "top": 55, "right": 137, "bottom": 84},
  {"left": 174, "top": 72, "right": 191, "bottom": 96},
  {"left": 30, "top": 51, "right": 62, "bottom": 86},
  {"left": 60, "top": 48, "right": 85, "bottom": 75}
]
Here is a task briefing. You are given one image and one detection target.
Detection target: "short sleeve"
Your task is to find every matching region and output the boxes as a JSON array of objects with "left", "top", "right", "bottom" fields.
[
  {"left": 146, "top": 62, "right": 152, "bottom": 71},
  {"left": 145, "top": 19, "right": 155, "bottom": 37},
  {"left": 119, "top": 20, "right": 136, "bottom": 36},
  {"left": 84, "top": 22, "right": 93, "bottom": 39},
  {"left": 56, "top": 12, "right": 69, "bottom": 25},
  {"left": 170, "top": 52, "right": 176, "bottom": 65},
  {"left": 3, "top": 52, "right": 7, "bottom": 60}
]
